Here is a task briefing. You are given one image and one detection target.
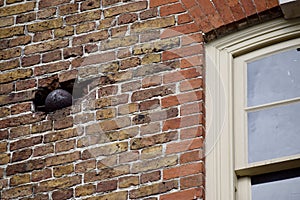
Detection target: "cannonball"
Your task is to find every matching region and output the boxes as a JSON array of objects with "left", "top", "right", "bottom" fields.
[{"left": 45, "top": 89, "right": 72, "bottom": 112}]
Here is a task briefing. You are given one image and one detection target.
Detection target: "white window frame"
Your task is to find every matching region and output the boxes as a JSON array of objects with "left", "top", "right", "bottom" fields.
[{"left": 205, "top": 18, "right": 300, "bottom": 200}]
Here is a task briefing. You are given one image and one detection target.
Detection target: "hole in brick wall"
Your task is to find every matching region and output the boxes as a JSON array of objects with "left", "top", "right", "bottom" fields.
[{"left": 34, "top": 78, "right": 97, "bottom": 113}]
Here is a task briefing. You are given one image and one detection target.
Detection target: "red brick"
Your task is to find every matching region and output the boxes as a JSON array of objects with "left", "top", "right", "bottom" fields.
[
  {"left": 163, "top": 67, "right": 202, "bottom": 84},
  {"left": 162, "top": 44, "right": 203, "bottom": 61},
  {"left": 180, "top": 55, "right": 203, "bottom": 68},
  {"left": 240, "top": 0, "right": 256, "bottom": 16},
  {"left": 253, "top": 0, "right": 267, "bottom": 12},
  {"left": 160, "top": 188, "right": 203, "bottom": 200},
  {"left": 139, "top": 99, "right": 160, "bottom": 111},
  {"left": 161, "top": 90, "right": 203, "bottom": 108},
  {"left": 180, "top": 78, "right": 203, "bottom": 91},
  {"left": 178, "top": 13, "right": 192, "bottom": 24},
  {"left": 166, "top": 138, "right": 203, "bottom": 154},
  {"left": 180, "top": 102, "right": 203, "bottom": 116},
  {"left": 163, "top": 162, "right": 203, "bottom": 179},
  {"left": 266, "top": 0, "right": 279, "bottom": 8},
  {"left": 229, "top": 2, "right": 246, "bottom": 21},
  {"left": 160, "top": 3, "right": 185, "bottom": 16},
  {"left": 75, "top": 160, "right": 96, "bottom": 173},
  {"left": 160, "top": 23, "right": 200, "bottom": 38},
  {"left": 150, "top": 0, "right": 178, "bottom": 8},
  {"left": 180, "top": 126, "right": 204, "bottom": 140},
  {"left": 180, "top": 149, "right": 204, "bottom": 164},
  {"left": 212, "top": 0, "right": 235, "bottom": 24},
  {"left": 181, "top": 0, "right": 197, "bottom": 9}
]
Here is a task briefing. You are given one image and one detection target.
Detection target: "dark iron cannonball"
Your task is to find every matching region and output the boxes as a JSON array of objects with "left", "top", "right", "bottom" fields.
[{"left": 45, "top": 89, "right": 72, "bottom": 112}]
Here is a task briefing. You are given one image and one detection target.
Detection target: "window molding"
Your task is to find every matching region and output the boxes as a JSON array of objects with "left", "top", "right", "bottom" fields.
[{"left": 205, "top": 18, "right": 300, "bottom": 200}]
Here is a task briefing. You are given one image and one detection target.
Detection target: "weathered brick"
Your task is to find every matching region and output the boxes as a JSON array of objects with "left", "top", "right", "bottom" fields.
[
  {"left": 102, "top": 0, "right": 121, "bottom": 6},
  {"left": 76, "top": 22, "right": 96, "bottom": 34},
  {"left": 180, "top": 55, "right": 203, "bottom": 69},
  {"left": 53, "top": 164, "right": 74, "bottom": 177},
  {"left": 54, "top": 26, "right": 74, "bottom": 38},
  {"left": 131, "top": 155, "right": 178, "bottom": 173},
  {"left": 133, "top": 37, "right": 180, "bottom": 55},
  {"left": 0, "top": 107, "right": 10, "bottom": 118},
  {"left": 33, "top": 30, "right": 52, "bottom": 42},
  {"left": 0, "top": 130, "right": 8, "bottom": 140},
  {"left": 98, "top": 17, "right": 116, "bottom": 30},
  {"left": 37, "top": 7, "right": 57, "bottom": 19},
  {"left": 141, "top": 53, "right": 161, "bottom": 65},
  {"left": 32, "top": 168, "right": 52, "bottom": 182},
  {"left": 0, "top": 47, "right": 22, "bottom": 60},
  {"left": 98, "top": 85, "right": 118, "bottom": 97},
  {"left": 75, "top": 184, "right": 96, "bottom": 197},
  {"left": 166, "top": 138, "right": 203, "bottom": 154},
  {"left": 0, "top": 153, "right": 10, "bottom": 164},
  {"left": 131, "top": 85, "right": 174, "bottom": 102},
  {"left": 85, "top": 44, "right": 98, "bottom": 53},
  {"left": 10, "top": 136, "right": 42, "bottom": 151},
  {"left": 33, "top": 144, "right": 54, "bottom": 157},
  {"left": 101, "top": 36, "right": 138, "bottom": 50},
  {"left": 55, "top": 140, "right": 76, "bottom": 152},
  {"left": 119, "top": 176, "right": 139, "bottom": 188},
  {"left": 118, "top": 103, "right": 138, "bottom": 115},
  {"left": 74, "top": 113, "right": 94, "bottom": 124},
  {"left": 162, "top": 44, "right": 203, "bottom": 61},
  {"left": 0, "top": 59, "right": 19, "bottom": 71},
  {"left": 46, "top": 151, "right": 80, "bottom": 167},
  {"left": 10, "top": 174, "right": 31, "bottom": 186},
  {"left": 81, "top": 0, "right": 100, "bottom": 11},
  {"left": 140, "top": 8, "right": 158, "bottom": 20},
  {"left": 52, "top": 188, "right": 73, "bottom": 200},
  {"left": 12, "top": 149, "right": 32, "bottom": 162},
  {"left": 163, "top": 162, "right": 203, "bottom": 180},
  {"left": 129, "top": 180, "right": 178, "bottom": 199},
  {"left": 118, "top": 13, "right": 138, "bottom": 25},
  {"left": 96, "top": 108, "right": 116, "bottom": 120},
  {"left": 120, "top": 57, "right": 141, "bottom": 70},
  {"left": 11, "top": 102, "right": 32, "bottom": 115},
  {"left": 0, "top": 91, "right": 36, "bottom": 107},
  {"left": 117, "top": 48, "right": 131, "bottom": 59},
  {"left": 59, "top": 3, "right": 78, "bottom": 15},
  {"left": 35, "top": 61, "right": 70, "bottom": 76},
  {"left": 97, "top": 179, "right": 117, "bottom": 192},
  {"left": 84, "top": 165, "right": 129, "bottom": 182},
  {"left": 44, "top": 128, "right": 80, "bottom": 143},
  {"left": 104, "top": 1, "right": 147, "bottom": 17},
  {"left": 73, "top": 30, "right": 108, "bottom": 46},
  {"left": 9, "top": 125, "right": 31, "bottom": 139},
  {"left": 85, "top": 191, "right": 128, "bottom": 200},
  {"left": 31, "top": 121, "right": 52, "bottom": 134},
  {"left": 1, "top": 185, "right": 33, "bottom": 199},
  {"left": 39, "top": 0, "right": 70, "bottom": 9},
  {"left": 160, "top": 188, "right": 203, "bottom": 200},
  {"left": 95, "top": 94, "right": 128, "bottom": 108},
  {"left": 180, "top": 174, "right": 204, "bottom": 189},
  {"left": 141, "top": 171, "right": 161, "bottom": 183},
  {"left": 42, "top": 50, "right": 62, "bottom": 63},
  {"left": 65, "top": 10, "right": 101, "bottom": 25},
  {"left": 82, "top": 142, "right": 128, "bottom": 159},
  {"left": 35, "top": 176, "right": 81, "bottom": 193},
  {"left": 140, "top": 122, "right": 160, "bottom": 135},
  {"left": 0, "top": 2, "right": 35, "bottom": 17},
  {"left": 0, "top": 82, "right": 14, "bottom": 95},
  {"left": 142, "top": 75, "right": 162, "bottom": 88},
  {"left": 24, "top": 39, "right": 69, "bottom": 55},
  {"left": 0, "top": 17, "right": 14, "bottom": 27},
  {"left": 119, "top": 151, "right": 139, "bottom": 163},
  {"left": 0, "top": 112, "right": 44, "bottom": 128},
  {"left": 0, "top": 141, "right": 7, "bottom": 153},
  {"left": 121, "top": 80, "right": 141, "bottom": 93},
  {"left": 131, "top": 16, "right": 175, "bottom": 33},
  {"left": 111, "top": 25, "right": 128, "bottom": 38},
  {"left": 16, "top": 12, "right": 36, "bottom": 23},
  {"left": 131, "top": 131, "right": 177, "bottom": 150},
  {"left": 22, "top": 55, "right": 40, "bottom": 67},
  {"left": 75, "top": 160, "right": 96, "bottom": 173},
  {"left": 141, "top": 145, "right": 162, "bottom": 159},
  {"left": 6, "top": 159, "right": 45, "bottom": 175},
  {"left": 63, "top": 46, "right": 83, "bottom": 59}
]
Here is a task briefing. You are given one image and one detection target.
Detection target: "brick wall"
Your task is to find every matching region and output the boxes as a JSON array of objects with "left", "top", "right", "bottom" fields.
[{"left": 0, "top": 0, "right": 281, "bottom": 199}]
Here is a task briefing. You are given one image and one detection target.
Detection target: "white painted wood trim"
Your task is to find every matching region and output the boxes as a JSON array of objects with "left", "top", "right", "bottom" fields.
[{"left": 205, "top": 18, "right": 300, "bottom": 200}]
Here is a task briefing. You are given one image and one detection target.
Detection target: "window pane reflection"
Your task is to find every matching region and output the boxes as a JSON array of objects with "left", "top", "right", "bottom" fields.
[
  {"left": 248, "top": 102, "right": 300, "bottom": 163},
  {"left": 247, "top": 48, "right": 300, "bottom": 107}
]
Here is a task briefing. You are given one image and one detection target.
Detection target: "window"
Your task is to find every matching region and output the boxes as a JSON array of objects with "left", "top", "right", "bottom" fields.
[{"left": 205, "top": 18, "right": 300, "bottom": 200}]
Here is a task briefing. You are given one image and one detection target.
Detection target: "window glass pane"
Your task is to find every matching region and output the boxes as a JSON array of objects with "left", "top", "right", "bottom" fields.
[
  {"left": 252, "top": 174, "right": 300, "bottom": 200},
  {"left": 248, "top": 102, "right": 300, "bottom": 163},
  {"left": 247, "top": 48, "right": 300, "bottom": 107}
]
